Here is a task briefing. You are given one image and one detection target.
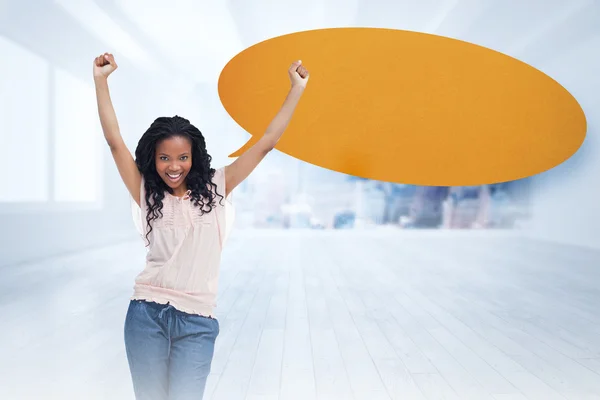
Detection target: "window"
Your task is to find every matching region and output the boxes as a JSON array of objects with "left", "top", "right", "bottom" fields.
[
  {"left": 0, "top": 36, "right": 50, "bottom": 202},
  {"left": 0, "top": 35, "right": 103, "bottom": 210}
]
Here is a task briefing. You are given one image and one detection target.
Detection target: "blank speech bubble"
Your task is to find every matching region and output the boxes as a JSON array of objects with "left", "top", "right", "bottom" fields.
[{"left": 218, "top": 27, "right": 587, "bottom": 186}]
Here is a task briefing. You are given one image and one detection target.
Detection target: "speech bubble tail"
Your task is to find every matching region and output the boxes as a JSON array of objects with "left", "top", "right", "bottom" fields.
[{"left": 228, "top": 134, "right": 261, "bottom": 158}]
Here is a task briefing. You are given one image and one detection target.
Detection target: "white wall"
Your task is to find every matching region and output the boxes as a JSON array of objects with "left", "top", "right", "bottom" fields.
[{"left": 523, "top": 35, "right": 600, "bottom": 250}]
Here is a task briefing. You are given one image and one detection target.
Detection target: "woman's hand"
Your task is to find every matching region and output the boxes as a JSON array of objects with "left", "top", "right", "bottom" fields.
[
  {"left": 93, "top": 52, "right": 118, "bottom": 79},
  {"left": 289, "top": 60, "right": 309, "bottom": 89}
]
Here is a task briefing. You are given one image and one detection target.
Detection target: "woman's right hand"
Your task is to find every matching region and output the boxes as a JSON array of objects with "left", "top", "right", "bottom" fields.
[{"left": 93, "top": 52, "right": 118, "bottom": 79}]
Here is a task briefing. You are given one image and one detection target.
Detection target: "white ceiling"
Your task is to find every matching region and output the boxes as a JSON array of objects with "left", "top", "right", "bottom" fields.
[{"left": 84, "top": 0, "right": 599, "bottom": 86}]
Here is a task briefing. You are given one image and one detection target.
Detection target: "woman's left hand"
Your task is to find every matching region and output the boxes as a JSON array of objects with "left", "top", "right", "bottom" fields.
[{"left": 289, "top": 60, "right": 309, "bottom": 89}]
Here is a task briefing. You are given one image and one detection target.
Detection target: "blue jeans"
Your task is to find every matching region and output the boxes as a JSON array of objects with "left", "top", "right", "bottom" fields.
[{"left": 124, "top": 300, "right": 220, "bottom": 400}]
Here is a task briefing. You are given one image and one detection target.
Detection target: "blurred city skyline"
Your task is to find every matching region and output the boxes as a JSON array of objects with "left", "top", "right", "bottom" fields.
[{"left": 232, "top": 155, "right": 533, "bottom": 230}]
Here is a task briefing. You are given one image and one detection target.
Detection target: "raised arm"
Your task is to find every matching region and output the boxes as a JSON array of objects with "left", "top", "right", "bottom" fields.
[
  {"left": 94, "top": 52, "right": 142, "bottom": 206},
  {"left": 224, "top": 60, "right": 309, "bottom": 197}
]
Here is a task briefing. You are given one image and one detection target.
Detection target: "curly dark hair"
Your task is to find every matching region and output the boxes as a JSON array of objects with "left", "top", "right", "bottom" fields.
[{"left": 134, "top": 115, "right": 224, "bottom": 246}]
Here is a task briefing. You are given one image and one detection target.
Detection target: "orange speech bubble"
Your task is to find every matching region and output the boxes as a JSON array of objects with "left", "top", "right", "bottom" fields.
[{"left": 218, "top": 28, "right": 586, "bottom": 186}]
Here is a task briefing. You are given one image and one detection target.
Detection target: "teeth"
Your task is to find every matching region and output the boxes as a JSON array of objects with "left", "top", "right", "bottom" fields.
[{"left": 167, "top": 173, "right": 182, "bottom": 179}]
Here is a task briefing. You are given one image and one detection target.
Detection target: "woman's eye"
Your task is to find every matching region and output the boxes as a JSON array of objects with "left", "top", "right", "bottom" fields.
[{"left": 181, "top": 156, "right": 188, "bottom": 160}]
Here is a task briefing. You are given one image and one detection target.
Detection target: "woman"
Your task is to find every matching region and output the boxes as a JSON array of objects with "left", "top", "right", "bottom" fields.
[{"left": 93, "top": 52, "right": 309, "bottom": 400}]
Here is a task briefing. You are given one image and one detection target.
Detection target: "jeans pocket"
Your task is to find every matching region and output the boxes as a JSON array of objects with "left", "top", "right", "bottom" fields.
[{"left": 201, "top": 315, "right": 219, "bottom": 335}]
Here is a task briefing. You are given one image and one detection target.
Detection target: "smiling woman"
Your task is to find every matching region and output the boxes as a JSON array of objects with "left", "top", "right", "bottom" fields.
[
  {"left": 131, "top": 114, "right": 225, "bottom": 246},
  {"left": 93, "top": 51, "right": 309, "bottom": 400}
]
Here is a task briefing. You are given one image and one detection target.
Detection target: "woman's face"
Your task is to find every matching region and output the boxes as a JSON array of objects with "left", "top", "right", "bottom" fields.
[{"left": 155, "top": 135, "right": 192, "bottom": 191}]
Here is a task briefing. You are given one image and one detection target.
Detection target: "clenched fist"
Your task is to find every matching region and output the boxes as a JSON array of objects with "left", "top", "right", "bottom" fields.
[
  {"left": 289, "top": 60, "right": 309, "bottom": 89},
  {"left": 93, "top": 52, "right": 118, "bottom": 79}
]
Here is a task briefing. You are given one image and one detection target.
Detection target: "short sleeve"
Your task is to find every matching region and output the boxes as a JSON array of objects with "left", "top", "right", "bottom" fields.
[{"left": 213, "top": 167, "right": 235, "bottom": 247}]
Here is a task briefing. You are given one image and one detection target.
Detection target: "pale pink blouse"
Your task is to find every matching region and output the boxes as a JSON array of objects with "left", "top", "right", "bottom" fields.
[{"left": 129, "top": 167, "right": 234, "bottom": 318}]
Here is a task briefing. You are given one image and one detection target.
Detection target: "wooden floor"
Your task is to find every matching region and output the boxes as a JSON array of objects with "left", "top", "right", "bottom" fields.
[{"left": 1, "top": 229, "right": 600, "bottom": 400}]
